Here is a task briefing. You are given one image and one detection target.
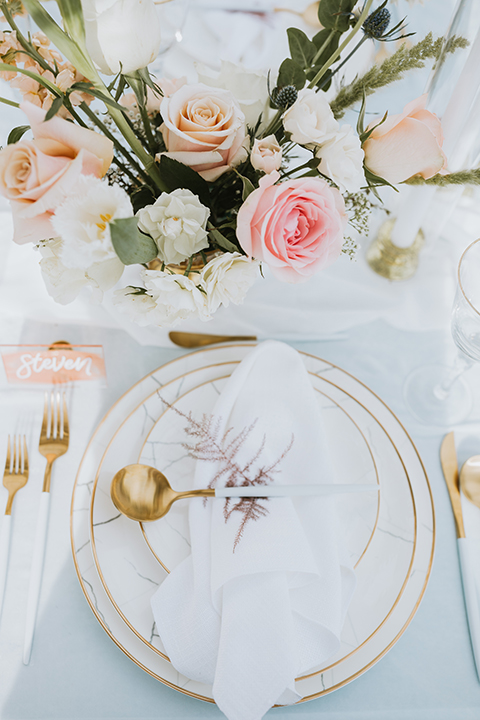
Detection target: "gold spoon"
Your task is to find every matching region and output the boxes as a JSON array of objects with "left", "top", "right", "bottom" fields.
[
  {"left": 169, "top": 332, "right": 257, "bottom": 348},
  {"left": 460, "top": 455, "right": 480, "bottom": 507},
  {"left": 110, "top": 464, "right": 379, "bottom": 522}
]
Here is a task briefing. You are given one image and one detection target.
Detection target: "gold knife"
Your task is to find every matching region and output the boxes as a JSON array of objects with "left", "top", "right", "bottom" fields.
[
  {"left": 169, "top": 332, "right": 257, "bottom": 348},
  {"left": 440, "top": 431, "right": 465, "bottom": 538}
]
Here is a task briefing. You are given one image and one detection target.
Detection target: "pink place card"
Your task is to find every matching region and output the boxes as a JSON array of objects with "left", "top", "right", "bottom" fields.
[{"left": 0, "top": 343, "right": 106, "bottom": 386}]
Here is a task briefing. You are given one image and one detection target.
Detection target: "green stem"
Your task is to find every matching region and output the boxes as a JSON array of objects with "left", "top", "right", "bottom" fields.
[
  {"left": 317, "top": 35, "right": 368, "bottom": 91},
  {"left": 0, "top": 1, "right": 53, "bottom": 74},
  {"left": 308, "top": 0, "right": 374, "bottom": 89},
  {"left": 79, "top": 101, "right": 150, "bottom": 184},
  {"left": 0, "top": 95, "right": 20, "bottom": 108},
  {"left": 280, "top": 160, "right": 315, "bottom": 179},
  {"left": 139, "top": 103, "right": 157, "bottom": 153},
  {"left": 260, "top": 108, "right": 283, "bottom": 139},
  {"left": 311, "top": 28, "right": 336, "bottom": 66},
  {"left": 92, "top": 78, "right": 167, "bottom": 192}
]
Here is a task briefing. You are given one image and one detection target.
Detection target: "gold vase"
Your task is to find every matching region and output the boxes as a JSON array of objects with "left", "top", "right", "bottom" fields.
[
  {"left": 147, "top": 250, "right": 222, "bottom": 279},
  {"left": 366, "top": 218, "right": 425, "bottom": 281}
]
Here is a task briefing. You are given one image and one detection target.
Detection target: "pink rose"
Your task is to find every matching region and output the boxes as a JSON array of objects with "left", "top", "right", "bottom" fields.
[
  {"left": 236, "top": 171, "right": 347, "bottom": 283},
  {"left": 0, "top": 102, "right": 114, "bottom": 244},
  {"left": 363, "top": 94, "right": 447, "bottom": 184},
  {"left": 159, "top": 83, "right": 247, "bottom": 181}
]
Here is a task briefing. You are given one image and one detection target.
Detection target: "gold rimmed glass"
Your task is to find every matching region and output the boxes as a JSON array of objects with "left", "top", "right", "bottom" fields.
[{"left": 404, "top": 238, "right": 480, "bottom": 425}]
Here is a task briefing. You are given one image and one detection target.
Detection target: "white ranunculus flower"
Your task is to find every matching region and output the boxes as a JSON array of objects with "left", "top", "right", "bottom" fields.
[
  {"left": 137, "top": 189, "right": 210, "bottom": 265},
  {"left": 38, "top": 237, "right": 124, "bottom": 304},
  {"left": 81, "top": 0, "right": 161, "bottom": 75},
  {"left": 143, "top": 269, "right": 210, "bottom": 327},
  {"left": 113, "top": 286, "right": 157, "bottom": 326},
  {"left": 316, "top": 125, "right": 365, "bottom": 193},
  {"left": 283, "top": 88, "right": 339, "bottom": 148},
  {"left": 201, "top": 252, "right": 259, "bottom": 314},
  {"left": 51, "top": 174, "right": 132, "bottom": 272},
  {"left": 250, "top": 135, "right": 282, "bottom": 174},
  {"left": 197, "top": 61, "right": 269, "bottom": 129}
]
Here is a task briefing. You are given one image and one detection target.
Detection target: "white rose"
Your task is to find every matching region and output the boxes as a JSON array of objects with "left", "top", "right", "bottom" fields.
[
  {"left": 113, "top": 286, "right": 157, "bottom": 326},
  {"left": 143, "top": 269, "right": 210, "bottom": 327},
  {"left": 81, "top": 0, "right": 161, "bottom": 75},
  {"left": 197, "top": 61, "right": 269, "bottom": 129},
  {"left": 250, "top": 135, "right": 282, "bottom": 174},
  {"left": 316, "top": 125, "right": 365, "bottom": 193},
  {"left": 200, "top": 252, "right": 259, "bottom": 313},
  {"left": 38, "top": 237, "right": 123, "bottom": 304},
  {"left": 283, "top": 88, "right": 339, "bottom": 147},
  {"left": 137, "top": 189, "right": 210, "bottom": 265},
  {"left": 52, "top": 174, "right": 132, "bottom": 272}
]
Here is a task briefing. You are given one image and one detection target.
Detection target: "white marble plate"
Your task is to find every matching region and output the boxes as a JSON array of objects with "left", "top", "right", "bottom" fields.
[{"left": 71, "top": 345, "right": 434, "bottom": 706}]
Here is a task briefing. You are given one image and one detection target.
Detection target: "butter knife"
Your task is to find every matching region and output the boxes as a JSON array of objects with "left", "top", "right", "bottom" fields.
[{"left": 440, "top": 432, "right": 480, "bottom": 681}]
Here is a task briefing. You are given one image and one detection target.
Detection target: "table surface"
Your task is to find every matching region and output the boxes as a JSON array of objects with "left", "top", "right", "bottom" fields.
[{"left": 2, "top": 1, "right": 480, "bottom": 718}]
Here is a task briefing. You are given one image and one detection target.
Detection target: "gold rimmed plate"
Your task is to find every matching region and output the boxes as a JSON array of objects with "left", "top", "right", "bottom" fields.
[{"left": 71, "top": 344, "right": 434, "bottom": 705}]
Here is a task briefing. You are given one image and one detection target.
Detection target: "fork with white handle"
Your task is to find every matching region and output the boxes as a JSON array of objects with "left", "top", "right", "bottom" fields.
[
  {"left": 23, "top": 392, "right": 69, "bottom": 665},
  {"left": 0, "top": 436, "right": 29, "bottom": 619}
]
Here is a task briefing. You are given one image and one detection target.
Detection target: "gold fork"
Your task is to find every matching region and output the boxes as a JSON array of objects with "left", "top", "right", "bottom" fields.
[
  {"left": 0, "top": 435, "right": 29, "bottom": 617},
  {"left": 23, "top": 392, "right": 69, "bottom": 665}
]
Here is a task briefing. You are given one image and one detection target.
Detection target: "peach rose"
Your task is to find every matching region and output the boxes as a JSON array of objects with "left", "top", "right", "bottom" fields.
[
  {"left": 236, "top": 171, "right": 347, "bottom": 283},
  {"left": 159, "top": 83, "right": 247, "bottom": 181},
  {"left": 363, "top": 94, "right": 447, "bottom": 184},
  {"left": 250, "top": 135, "right": 282, "bottom": 174},
  {"left": 0, "top": 102, "right": 114, "bottom": 244}
]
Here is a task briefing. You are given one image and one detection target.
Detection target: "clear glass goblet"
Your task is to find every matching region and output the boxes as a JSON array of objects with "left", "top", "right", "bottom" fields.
[
  {"left": 403, "top": 238, "right": 480, "bottom": 425},
  {"left": 149, "top": 0, "right": 190, "bottom": 77}
]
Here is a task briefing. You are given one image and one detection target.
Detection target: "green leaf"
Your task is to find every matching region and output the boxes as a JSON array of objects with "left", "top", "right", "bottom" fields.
[
  {"left": 56, "top": 0, "right": 86, "bottom": 45},
  {"left": 318, "top": 0, "right": 356, "bottom": 33},
  {"left": 7, "top": 125, "right": 29, "bottom": 144},
  {"left": 70, "top": 82, "right": 127, "bottom": 110},
  {"left": 45, "top": 96, "right": 65, "bottom": 121},
  {"left": 130, "top": 186, "right": 157, "bottom": 214},
  {"left": 277, "top": 58, "right": 306, "bottom": 91},
  {"left": 110, "top": 217, "right": 158, "bottom": 265},
  {"left": 360, "top": 111, "right": 388, "bottom": 143},
  {"left": 236, "top": 172, "right": 255, "bottom": 201},
  {"left": 208, "top": 226, "right": 239, "bottom": 254},
  {"left": 22, "top": 0, "right": 96, "bottom": 81},
  {"left": 0, "top": 95, "right": 20, "bottom": 109},
  {"left": 0, "top": 61, "right": 61, "bottom": 96},
  {"left": 287, "top": 28, "right": 317, "bottom": 69},
  {"left": 156, "top": 155, "right": 211, "bottom": 206},
  {"left": 312, "top": 28, "right": 340, "bottom": 67},
  {"left": 363, "top": 166, "right": 398, "bottom": 192}
]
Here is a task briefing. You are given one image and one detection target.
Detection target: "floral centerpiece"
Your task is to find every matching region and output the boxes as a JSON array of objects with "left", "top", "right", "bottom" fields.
[{"left": 0, "top": 0, "right": 475, "bottom": 328}]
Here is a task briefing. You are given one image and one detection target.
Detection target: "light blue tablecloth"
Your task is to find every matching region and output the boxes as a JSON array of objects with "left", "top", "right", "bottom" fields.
[{"left": 1, "top": 318, "right": 480, "bottom": 719}]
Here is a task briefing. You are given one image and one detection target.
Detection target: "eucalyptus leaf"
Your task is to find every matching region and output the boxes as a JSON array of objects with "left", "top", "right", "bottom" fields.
[
  {"left": 312, "top": 28, "right": 340, "bottom": 67},
  {"left": 7, "top": 125, "right": 29, "bottom": 144},
  {"left": 277, "top": 58, "right": 306, "bottom": 91},
  {"left": 110, "top": 217, "right": 158, "bottom": 265},
  {"left": 318, "top": 0, "right": 356, "bottom": 33},
  {"left": 287, "top": 28, "right": 317, "bottom": 69}
]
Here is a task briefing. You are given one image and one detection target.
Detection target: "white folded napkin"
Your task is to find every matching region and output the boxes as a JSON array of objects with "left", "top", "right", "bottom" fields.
[{"left": 151, "top": 341, "right": 356, "bottom": 720}]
